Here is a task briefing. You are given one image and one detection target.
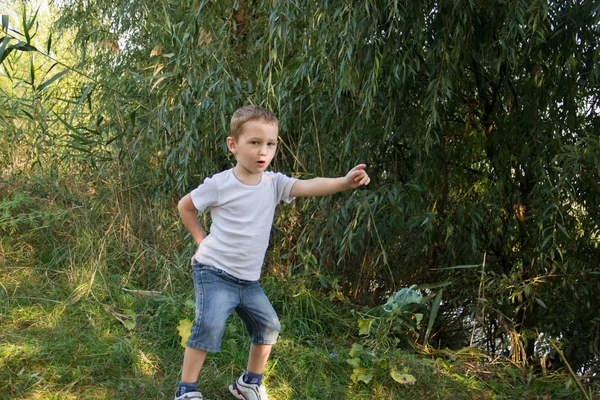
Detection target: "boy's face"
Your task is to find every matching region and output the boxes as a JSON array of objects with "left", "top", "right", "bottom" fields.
[{"left": 227, "top": 120, "right": 278, "bottom": 181}]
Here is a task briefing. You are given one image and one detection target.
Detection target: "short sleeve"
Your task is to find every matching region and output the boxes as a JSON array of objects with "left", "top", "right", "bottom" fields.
[
  {"left": 275, "top": 172, "right": 298, "bottom": 204},
  {"left": 189, "top": 176, "right": 218, "bottom": 212}
]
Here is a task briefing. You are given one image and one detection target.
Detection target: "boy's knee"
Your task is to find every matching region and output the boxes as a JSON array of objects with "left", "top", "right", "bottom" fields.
[
  {"left": 262, "top": 315, "right": 281, "bottom": 343},
  {"left": 188, "top": 316, "right": 227, "bottom": 349},
  {"left": 246, "top": 313, "right": 281, "bottom": 343},
  {"left": 196, "top": 318, "right": 224, "bottom": 336},
  {"left": 269, "top": 317, "right": 282, "bottom": 336}
]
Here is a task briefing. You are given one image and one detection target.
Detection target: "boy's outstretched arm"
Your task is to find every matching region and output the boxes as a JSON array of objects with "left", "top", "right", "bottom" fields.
[{"left": 290, "top": 164, "right": 370, "bottom": 198}]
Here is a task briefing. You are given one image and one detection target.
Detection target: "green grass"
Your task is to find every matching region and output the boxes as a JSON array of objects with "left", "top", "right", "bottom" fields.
[{"left": 0, "top": 173, "right": 590, "bottom": 399}]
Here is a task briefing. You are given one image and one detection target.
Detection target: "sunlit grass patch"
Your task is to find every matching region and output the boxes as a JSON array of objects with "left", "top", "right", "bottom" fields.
[
  {"left": 0, "top": 294, "right": 176, "bottom": 398},
  {"left": 268, "top": 338, "right": 351, "bottom": 399}
]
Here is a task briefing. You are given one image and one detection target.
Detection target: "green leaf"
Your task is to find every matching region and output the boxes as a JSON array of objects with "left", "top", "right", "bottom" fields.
[
  {"left": 535, "top": 298, "right": 547, "bottom": 309},
  {"left": 123, "top": 320, "right": 136, "bottom": 330},
  {"left": 436, "top": 358, "right": 451, "bottom": 370},
  {"left": 0, "top": 36, "right": 12, "bottom": 65},
  {"left": 21, "top": 110, "right": 34, "bottom": 120},
  {"left": 26, "top": 6, "right": 40, "bottom": 33},
  {"left": 53, "top": 111, "right": 82, "bottom": 137},
  {"left": 36, "top": 69, "right": 67, "bottom": 91},
  {"left": 437, "top": 264, "right": 480, "bottom": 270},
  {"left": 69, "top": 84, "right": 94, "bottom": 123},
  {"left": 414, "top": 281, "right": 452, "bottom": 289},
  {"left": 371, "top": 358, "right": 388, "bottom": 368},
  {"left": 358, "top": 318, "right": 374, "bottom": 335},
  {"left": 556, "top": 223, "right": 570, "bottom": 239},
  {"left": 391, "top": 371, "right": 416, "bottom": 385},
  {"left": 352, "top": 368, "right": 373, "bottom": 384},
  {"left": 424, "top": 289, "right": 443, "bottom": 346},
  {"left": 46, "top": 30, "right": 52, "bottom": 54},
  {"left": 22, "top": 6, "right": 29, "bottom": 43},
  {"left": 29, "top": 57, "right": 34, "bottom": 86},
  {"left": 346, "top": 357, "right": 361, "bottom": 368},
  {"left": 349, "top": 343, "right": 364, "bottom": 358},
  {"left": 2, "top": 15, "right": 8, "bottom": 32},
  {"left": 414, "top": 313, "right": 423, "bottom": 327},
  {"left": 12, "top": 41, "right": 37, "bottom": 51}
]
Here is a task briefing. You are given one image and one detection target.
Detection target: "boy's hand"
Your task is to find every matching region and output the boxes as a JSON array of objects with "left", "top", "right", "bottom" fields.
[{"left": 345, "top": 164, "right": 370, "bottom": 189}]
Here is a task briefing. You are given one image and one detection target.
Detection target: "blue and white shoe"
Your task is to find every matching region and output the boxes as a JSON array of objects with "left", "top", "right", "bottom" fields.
[
  {"left": 174, "top": 391, "right": 203, "bottom": 400},
  {"left": 229, "top": 374, "right": 269, "bottom": 400}
]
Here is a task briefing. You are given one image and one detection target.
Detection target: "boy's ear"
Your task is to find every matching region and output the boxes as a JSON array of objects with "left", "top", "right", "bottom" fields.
[{"left": 226, "top": 136, "right": 237, "bottom": 154}]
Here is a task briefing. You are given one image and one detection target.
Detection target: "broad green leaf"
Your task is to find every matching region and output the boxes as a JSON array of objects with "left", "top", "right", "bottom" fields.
[
  {"left": 414, "top": 313, "right": 423, "bottom": 327},
  {"left": 352, "top": 368, "right": 373, "bottom": 384},
  {"left": 391, "top": 371, "right": 416, "bottom": 385},
  {"left": 124, "top": 320, "right": 136, "bottom": 330},
  {"left": 349, "top": 343, "right": 364, "bottom": 358},
  {"left": 358, "top": 318, "right": 374, "bottom": 335},
  {"left": 346, "top": 357, "right": 361, "bottom": 368}
]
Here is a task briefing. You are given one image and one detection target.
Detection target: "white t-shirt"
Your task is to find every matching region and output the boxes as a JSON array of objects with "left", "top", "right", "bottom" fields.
[{"left": 190, "top": 169, "right": 297, "bottom": 280}]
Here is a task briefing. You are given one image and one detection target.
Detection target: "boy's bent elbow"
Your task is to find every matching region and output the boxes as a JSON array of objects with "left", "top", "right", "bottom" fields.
[{"left": 178, "top": 194, "right": 196, "bottom": 214}]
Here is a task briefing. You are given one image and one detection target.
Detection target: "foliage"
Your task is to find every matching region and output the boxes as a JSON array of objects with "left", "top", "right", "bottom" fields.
[
  {"left": 346, "top": 284, "right": 446, "bottom": 388},
  {"left": 2, "top": 0, "right": 599, "bottom": 382},
  {"left": 1, "top": 3, "right": 112, "bottom": 177}
]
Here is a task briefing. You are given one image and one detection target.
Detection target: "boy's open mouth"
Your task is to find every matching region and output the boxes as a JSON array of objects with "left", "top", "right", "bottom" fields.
[{"left": 258, "top": 161, "right": 266, "bottom": 167}]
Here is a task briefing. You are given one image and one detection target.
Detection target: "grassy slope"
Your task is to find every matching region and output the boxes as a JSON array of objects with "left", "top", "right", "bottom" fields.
[{"left": 0, "top": 175, "right": 588, "bottom": 400}]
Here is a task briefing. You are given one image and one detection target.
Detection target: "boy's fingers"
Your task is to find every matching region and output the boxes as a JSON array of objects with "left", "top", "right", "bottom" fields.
[
  {"left": 352, "top": 170, "right": 370, "bottom": 186},
  {"left": 353, "top": 172, "right": 365, "bottom": 181},
  {"left": 349, "top": 164, "right": 369, "bottom": 187}
]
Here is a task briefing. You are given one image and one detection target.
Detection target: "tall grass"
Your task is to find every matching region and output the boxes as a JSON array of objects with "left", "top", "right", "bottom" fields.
[{"left": 1, "top": 167, "right": 185, "bottom": 398}]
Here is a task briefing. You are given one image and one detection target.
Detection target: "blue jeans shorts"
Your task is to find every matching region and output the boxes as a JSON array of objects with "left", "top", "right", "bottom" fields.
[{"left": 186, "top": 262, "right": 281, "bottom": 352}]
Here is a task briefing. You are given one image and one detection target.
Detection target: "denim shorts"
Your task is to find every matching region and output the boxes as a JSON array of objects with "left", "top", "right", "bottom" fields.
[{"left": 186, "top": 262, "right": 281, "bottom": 352}]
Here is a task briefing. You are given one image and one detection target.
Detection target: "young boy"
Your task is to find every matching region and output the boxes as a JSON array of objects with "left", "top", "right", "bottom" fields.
[{"left": 175, "top": 105, "right": 370, "bottom": 400}]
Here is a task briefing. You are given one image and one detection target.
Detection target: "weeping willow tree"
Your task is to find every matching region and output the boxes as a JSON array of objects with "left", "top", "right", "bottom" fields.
[{"left": 3, "top": 0, "right": 599, "bottom": 376}]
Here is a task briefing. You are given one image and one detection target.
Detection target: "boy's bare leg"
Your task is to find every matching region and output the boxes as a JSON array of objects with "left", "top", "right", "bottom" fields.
[
  {"left": 246, "top": 343, "right": 273, "bottom": 374},
  {"left": 181, "top": 346, "right": 208, "bottom": 383}
]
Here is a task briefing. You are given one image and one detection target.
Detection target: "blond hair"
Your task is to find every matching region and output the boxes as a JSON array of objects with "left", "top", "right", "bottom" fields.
[{"left": 230, "top": 105, "right": 278, "bottom": 140}]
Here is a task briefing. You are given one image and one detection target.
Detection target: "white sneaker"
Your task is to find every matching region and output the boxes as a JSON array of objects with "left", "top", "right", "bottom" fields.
[
  {"left": 174, "top": 391, "right": 203, "bottom": 400},
  {"left": 228, "top": 375, "right": 269, "bottom": 400}
]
